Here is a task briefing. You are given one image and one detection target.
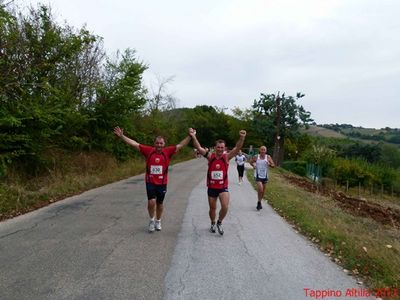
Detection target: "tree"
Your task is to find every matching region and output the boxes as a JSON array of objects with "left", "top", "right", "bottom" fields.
[
  {"left": 252, "top": 92, "right": 313, "bottom": 166},
  {"left": 303, "top": 144, "right": 336, "bottom": 180},
  {"left": 91, "top": 49, "right": 147, "bottom": 156},
  {"left": 231, "top": 107, "right": 264, "bottom": 150},
  {"left": 0, "top": 4, "right": 105, "bottom": 174},
  {"left": 380, "top": 144, "right": 400, "bottom": 169},
  {"left": 146, "top": 75, "right": 177, "bottom": 113}
]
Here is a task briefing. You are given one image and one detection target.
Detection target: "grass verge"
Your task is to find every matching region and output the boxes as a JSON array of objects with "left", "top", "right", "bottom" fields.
[
  {"left": 247, "top": 167, "right": 400, "bottom": 296},
  {"left": 0, "top": 149, "right": 192, "bottom": 221}
]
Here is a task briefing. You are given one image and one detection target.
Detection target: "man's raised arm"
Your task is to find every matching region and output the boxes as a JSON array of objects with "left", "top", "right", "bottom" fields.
[
  {"left": 189, "top": 130, "right": 208, "bottom": 157},
  {"left": 227, "top": 130, "right": 247, "bottom": 160},
  {"left": 176, "top": 128, "right": 194, "bottom": 152},
  {"left": 113, "top": 126, "right": 140, "bottom": 150}
]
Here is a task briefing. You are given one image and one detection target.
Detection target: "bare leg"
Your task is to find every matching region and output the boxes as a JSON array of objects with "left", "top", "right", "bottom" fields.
[
  {"left": 218, "top": 192, "right": 230, "bottom": 222},
  {"left": 156, "top": 202, "right": 163, "bottom": 220},
  {"left": 148, "top": 199, "right": 156, "bottom": 218},
  {"left": 208, "top": 197, "right": 217, "bottom": 223},
  {"left": 261, "top": 183, "right": 267, "bottom": 199},
  {"left": 256, "top": 182, "right": 265, "bottom": 201}
]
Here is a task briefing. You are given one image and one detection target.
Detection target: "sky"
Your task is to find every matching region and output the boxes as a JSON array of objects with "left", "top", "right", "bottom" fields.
[{"left": 14, "top": 0, "right": 400, "bottom": 129}]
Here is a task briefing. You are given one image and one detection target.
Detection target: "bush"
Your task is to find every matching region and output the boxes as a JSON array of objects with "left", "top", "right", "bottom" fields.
[{"left": 281, "top": 160, "right": 307, "bottom": 176}]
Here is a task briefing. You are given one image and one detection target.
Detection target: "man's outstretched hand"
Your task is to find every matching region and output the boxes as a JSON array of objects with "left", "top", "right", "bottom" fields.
[{"left": 113, "top": 126, "right": 124, "bottom": 137}]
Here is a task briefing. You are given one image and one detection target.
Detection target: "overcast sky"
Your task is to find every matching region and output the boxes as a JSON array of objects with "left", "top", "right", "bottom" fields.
[{"left": 15, "top": 0, "right": 400, "bottom": 129}]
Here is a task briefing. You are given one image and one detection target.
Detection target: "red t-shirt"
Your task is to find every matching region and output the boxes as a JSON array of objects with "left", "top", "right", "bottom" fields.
[
  {"left": 207, "top": 153, "right": 229, "bottom": 189},
  {"left": 139, "top": 145, "right": 177, "bottom": 185}
]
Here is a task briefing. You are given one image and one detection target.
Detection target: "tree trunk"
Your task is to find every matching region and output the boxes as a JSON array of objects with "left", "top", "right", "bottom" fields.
[{"left": 272, "top": 137, "right": 284, "bottom": 166}]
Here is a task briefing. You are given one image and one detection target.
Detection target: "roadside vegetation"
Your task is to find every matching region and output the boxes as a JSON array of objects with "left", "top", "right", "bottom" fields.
[
  {"left": 247, "top": 168, "right": 400, "bottom": 293},
  {"left": 0, "top": 148, "right": 192, "bottom": 220}
]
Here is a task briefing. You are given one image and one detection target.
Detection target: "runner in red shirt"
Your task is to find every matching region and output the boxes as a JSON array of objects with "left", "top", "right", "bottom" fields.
[
  {"left": 113, "top": 126, "right": 194, "bottom": 232},
  {"left": 189, "top": 129, "right": 246, "bottom": 235}
]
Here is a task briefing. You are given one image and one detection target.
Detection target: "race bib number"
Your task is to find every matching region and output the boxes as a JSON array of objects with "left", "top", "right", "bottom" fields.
[
  {"left": 257, "top": 167, "right": 267, "bottom": 179},
  {"left": 150, "top": 165, "right": 163, "bottom": 175},
  {"left": 211, "top": 171, "right": 224, "bottom": 180}
]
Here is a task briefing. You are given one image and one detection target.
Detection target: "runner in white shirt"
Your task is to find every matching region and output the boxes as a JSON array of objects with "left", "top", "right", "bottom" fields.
[
  {"left": 251, "top": 146, "right": 275, "bottom": 211},
  {"left": 235, "top": 150, "right": 246, "bottom": 184}
]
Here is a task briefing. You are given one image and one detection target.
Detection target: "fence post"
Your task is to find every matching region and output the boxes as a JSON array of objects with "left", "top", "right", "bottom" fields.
[
  {"left": 358, "top": 182, "right": 361, "bottom": 198},
  {"left": 346, "top": 180, "right": 349, "bottom": 193}
]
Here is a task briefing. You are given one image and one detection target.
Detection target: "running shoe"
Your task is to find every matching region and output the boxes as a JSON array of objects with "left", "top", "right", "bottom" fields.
[
  {"left": 216, "top": 222, "right": 224, "bottom": 235},
  {"left": 257, "top": 201, "right": 263, "bottom": 211},
  {"left": 155, "top": 220, "right": 162, "bottom": 231},
  {"left": 210, "top": 223, "right": 216, "bottom": 233},
  {"left": 148, "top": 219, "right": 155, "bottom": 232}
]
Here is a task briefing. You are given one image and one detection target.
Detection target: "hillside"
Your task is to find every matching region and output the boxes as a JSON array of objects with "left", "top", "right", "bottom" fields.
[
  {"left": 302, "top": 124, "right": 400, "bottom": 147},
  {"left": 301, "top": 125, "right": 347, "bottom": 138}
]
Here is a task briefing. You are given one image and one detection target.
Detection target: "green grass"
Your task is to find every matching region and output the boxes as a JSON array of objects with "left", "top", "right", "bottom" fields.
[{"left": 247, "top": 168, "right": 400, "bottom": 293}]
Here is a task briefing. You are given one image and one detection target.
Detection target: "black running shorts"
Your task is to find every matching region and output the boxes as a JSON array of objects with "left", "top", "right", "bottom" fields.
[
  {"left": 255, "top": 175, "right": 268, "bottom": 184},
  {"left": 207, "top": 187, "right": 229, "bottom": 198},
  {"left": 146, "top": 183, "right": 167, "bottom": 203}
]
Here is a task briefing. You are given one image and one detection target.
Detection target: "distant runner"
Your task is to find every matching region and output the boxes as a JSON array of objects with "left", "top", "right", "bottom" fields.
[
  {"left": 113, "top": 126, "right": 194, "bottom": 232},
  {"left": 235, "top": 150, "right": 246, "bottom": 184},
  {"left": 251, "top": 146, "right": 275, "bottom": 211},
  {"left": 190, "top": 130, "right": 246, "bottom": 235}
]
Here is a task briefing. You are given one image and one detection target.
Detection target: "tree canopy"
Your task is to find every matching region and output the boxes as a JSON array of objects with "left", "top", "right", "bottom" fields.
[{"left": 251, "top": 92, "right": 313, "bottom": 165}]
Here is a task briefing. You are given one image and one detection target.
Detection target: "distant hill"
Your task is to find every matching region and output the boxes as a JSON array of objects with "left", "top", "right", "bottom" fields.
[
  {"left": 302, "top": 124, "right": 400, "bottom": 147},
  {"left": 301, "top": 125, "right": 347, "bottom": 138}
]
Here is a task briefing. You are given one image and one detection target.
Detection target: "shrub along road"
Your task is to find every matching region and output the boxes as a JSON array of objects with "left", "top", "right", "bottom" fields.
[{"left": 0, "top": 159, "right": 373, "bottom": 299}]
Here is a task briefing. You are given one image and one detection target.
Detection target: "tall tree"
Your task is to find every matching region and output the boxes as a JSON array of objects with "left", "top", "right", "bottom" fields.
[
  {"left": 252, "top": 92, "right": 313, "bottom": 166},
  {"left": 0, "top": 3, "right": 104, "bottom": 174},
  {"left": 92, "top": 49, "right": 147, "bottom": 156}
]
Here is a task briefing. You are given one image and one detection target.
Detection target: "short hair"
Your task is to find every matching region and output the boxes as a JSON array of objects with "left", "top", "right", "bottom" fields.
[
  {"left": 215, "top": 139, "right": 226, "bottom": 145},
  {"left": 259, "top": 146, "right": 267, "bottom": 151},
  {"left": 154, "top": 136, "right": 166, "bottom": 143}
]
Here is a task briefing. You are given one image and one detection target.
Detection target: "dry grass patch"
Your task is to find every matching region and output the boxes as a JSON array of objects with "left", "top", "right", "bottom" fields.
[{"left": 0, "top": 149, "right": 192, "bottom": 220}]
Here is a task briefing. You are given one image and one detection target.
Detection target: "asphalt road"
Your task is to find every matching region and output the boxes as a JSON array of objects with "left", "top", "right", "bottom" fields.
[
  {"left": 164, "top": 160, "right": 374, "bottom": 300},
  {"left": 0, "top": 158, "right": 206, "bottom": 300},
  {"left": 0, "top": 158, "right": 373, "bottom": 300}
]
